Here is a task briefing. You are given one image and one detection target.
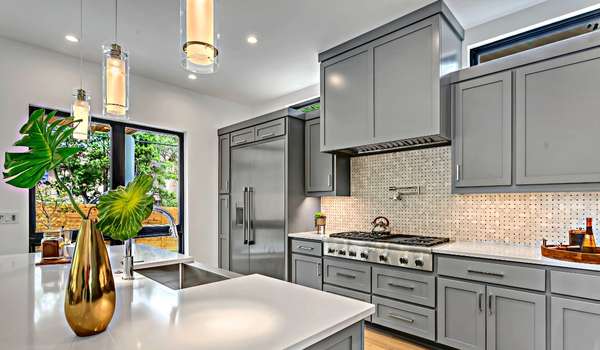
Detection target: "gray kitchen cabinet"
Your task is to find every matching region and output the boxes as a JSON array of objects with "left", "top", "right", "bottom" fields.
[
  {"left": 319, "top": 5, "right": 463, "bottom": 154},
  {"left": 453, "top": 71, "right": 512, "bottom": 188},
  {"left": 323, "top": 258, "right": 371, "bottom": 293},
  {"left": 551, "top": 296, "right": 600, "bottom": 350},
  {"left": 218, "top": 195, "right": 229, "bottom": 270},
  {"left": 372, "top": 19, "right": 437, "bottom": 142},
  {"left": 255, "top": 118, "right": 285, "bottom": 141},
  {"left": 372, "top": 296, "right": 436, "bottom": 341},
  {"left": 321, "top": 48, "right": 372, "bottom": 152},
  {"left": 230, "top": 126, "right": 255, "bottom": 146},
  {"left": 487, "top": 286, "right": 546, "bottom": 350},
  {"left": 306, "top": 322, "right": 364, "bottom": 350},
  {"left": 218, "top": 134, "right": 230, "bottom": 194},
  {"left": 515, "top": 47, "right": 600, "bottom": 185},
  {"left": 291, "top": 253, "right": 323, "bottom": 290},
  {"left": 437, "top": 277, "right": 486, "bottom": 350},
  {"left": 305, "top": 116, "right": 350, "bottom": 196}
]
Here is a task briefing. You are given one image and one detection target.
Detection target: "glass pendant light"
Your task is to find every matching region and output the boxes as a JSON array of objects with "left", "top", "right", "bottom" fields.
[
  {"left": 102, "top": 0, "right": 129, "bottom": 118},
  {"left": 180, "top": 0, "right": 220, "bottom": 74},
  {"left": 72, "top": 0, "right": 90, "bottom": 140}
]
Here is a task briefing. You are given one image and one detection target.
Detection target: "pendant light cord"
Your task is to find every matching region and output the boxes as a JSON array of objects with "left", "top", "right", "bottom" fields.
[
  {"left": 79, "top": 0, "right": 84, "bottom": 89},
  {"left": 114, "top": 0, "right": 118, "bottom": 43}
]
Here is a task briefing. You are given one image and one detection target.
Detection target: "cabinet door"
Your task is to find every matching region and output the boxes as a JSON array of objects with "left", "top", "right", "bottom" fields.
[
  {"left": 454, "top": 71, "right": 512, "bottom": 187},
  {"left": 321, "top": 48, "right": 372, "bottom": 151},
  {"left": 306, "top": 119, "right": 334, "bottom": 193},
  {"left": 218, "top": 134, "right": 230, "bottom": 194},
  {"left": 551, "top": 296, "right": 600, "bottom": 350},
  {"left": 291, "top": 254, "right": 322, "bottom": 290},
  {"left": 373, "top": 20, "right": 437, "bottom": 142},
  {"left": 487, "top": 286, "right": 546, "bottom": 350},
  {"left": 515, "top": 48, "right": 600, "bottom": 185},
  {"left": 218, "top": 195, "right": 230, "bottom": 270},
  {"left": 437, "top": 278, "right": 486, "bottom": 350}
]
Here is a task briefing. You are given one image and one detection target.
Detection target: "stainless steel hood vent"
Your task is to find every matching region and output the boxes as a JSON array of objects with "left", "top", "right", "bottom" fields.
[{"left": 351, "top": 135, "right": 449, "bottom": 155}]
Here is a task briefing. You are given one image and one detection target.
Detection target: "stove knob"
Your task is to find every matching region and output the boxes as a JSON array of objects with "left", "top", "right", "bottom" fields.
[
  {"left": 349, "top": 250, "right": 357, "bottom": 257},
  {"left": 360, "top": 251, "right": 369, "bottom": 259},
  {"left": 379, "top": 254, "right": 388, "bottom": 262},
  {"left": 327, "top": 247, "right": 335, "bottom": 254},
  {"left": 414, "top": 259, "right": 424, "bottom": 267},
  {"left": 338, "top": 250, "right": 346, "bottom": 256},
  {"left": 399, "top": 257, "right": 409, "bottom": 265}
]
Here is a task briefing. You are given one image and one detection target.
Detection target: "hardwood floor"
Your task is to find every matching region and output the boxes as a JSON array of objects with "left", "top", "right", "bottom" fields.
[{"left": 365, "top": 325, "right": 431, "bottom": 350}]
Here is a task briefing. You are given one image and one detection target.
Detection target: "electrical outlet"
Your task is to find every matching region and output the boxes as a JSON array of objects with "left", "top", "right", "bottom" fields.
[{"left": 0, "top": 212, "right": 18, "bottom": 224}]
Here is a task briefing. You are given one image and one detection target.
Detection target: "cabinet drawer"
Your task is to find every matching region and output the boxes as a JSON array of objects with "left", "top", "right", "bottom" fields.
[
  {"left": 372, "top": 296, "right": 435, "bottom": 341},
  {"left": 231, "top": 127, "right": 255, "bottom": 146},
  {"left": 437, "top": 255, "right": 545, "bottom": 291},
  {"left": 372, "top": 266, "right": 435, "bottom": 307},
  {"left": 255, "top": 119, "right": 285, "bottom": 141},
  {"left": 291, "top": 239, "right": 322, "bottom": 257},
  {"left": 551, "top": 270, "right": 600, "bottom": 301},
  {"left": 323, "top": 284, "right": 372, "bottom": 322},
  {"left": 324, "top": 258, "right": 371, "bottom": 293}
]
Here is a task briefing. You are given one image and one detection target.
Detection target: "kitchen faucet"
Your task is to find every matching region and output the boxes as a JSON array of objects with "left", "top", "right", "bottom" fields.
[{"left": 122, "top": 206, "right": 179, "bottom": 280}]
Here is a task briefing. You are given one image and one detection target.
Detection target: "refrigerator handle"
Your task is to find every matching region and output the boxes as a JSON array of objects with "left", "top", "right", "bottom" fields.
[
  {"left": 243, "top": 187, "right": 248, "bottom": 245},
  {"left": 248, "top": 187, "right": 255, "bottom": 245}
]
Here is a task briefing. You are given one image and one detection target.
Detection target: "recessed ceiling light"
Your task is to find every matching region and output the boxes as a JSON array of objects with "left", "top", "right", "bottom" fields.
[
  {"left": 188, "top": 73, "right": 197, "bottom": 80},
  {"left": 247, "top": 35, "right": 258, "bottom": 44},
  {"left": 65, "top": 34, "right": 79, "bottom": 43}
]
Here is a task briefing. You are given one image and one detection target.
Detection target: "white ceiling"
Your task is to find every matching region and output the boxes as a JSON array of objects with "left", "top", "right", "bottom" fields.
[{"left": 0, "top": 0, "right": 545, "bottom": 107}]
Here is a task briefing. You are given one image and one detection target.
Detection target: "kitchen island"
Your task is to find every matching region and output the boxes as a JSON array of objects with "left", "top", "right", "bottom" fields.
[{"left": 0, "top": 244, "right": 373, "bottom": 350}]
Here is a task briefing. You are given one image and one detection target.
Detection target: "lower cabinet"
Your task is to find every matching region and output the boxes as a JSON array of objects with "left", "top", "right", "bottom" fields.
[
  {"left": 372, "top": 296, "right": 436, "bottom": 341},
  {"left": 291, "top": 253, "right": 323, "bottom": 290},
  {"left": 306, "top": 321, "right": 364, "bottom": 350},
  {"left": 551, "top": 296, "right": 600, "bottom": 350},
  {"left": 218, "top": 195, "right": 229, "bottom": 270},
  {"left": 437, "top": 277, "right": 545, "bottom": 350}
]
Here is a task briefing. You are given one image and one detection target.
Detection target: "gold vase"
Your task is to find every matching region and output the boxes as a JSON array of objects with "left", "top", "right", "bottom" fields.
[{"left": 64, "top": 219, "right": 116, "bottom": 337}]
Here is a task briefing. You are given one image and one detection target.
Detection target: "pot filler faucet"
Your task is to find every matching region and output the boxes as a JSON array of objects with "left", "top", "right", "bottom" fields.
[{"left": 122, "top": 206, "right": 179, "bottom": 280}]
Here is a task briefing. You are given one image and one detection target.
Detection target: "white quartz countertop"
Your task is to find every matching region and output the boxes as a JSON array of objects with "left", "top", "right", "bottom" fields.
[
  {"left": 0, "top": 244, "right": 373, "bottom": 350},
  {"left": 288, "top": 231, "right": 329, "bottom": 241},
  {"left": 434, "top": 241, "right": 600, "bottom": 272}
]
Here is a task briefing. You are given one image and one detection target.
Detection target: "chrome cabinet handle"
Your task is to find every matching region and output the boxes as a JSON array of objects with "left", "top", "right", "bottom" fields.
[
  {"left": 226, "top": 179, "right": 229, "bottom": 192},
  {"left": 467, "top": 269, "right": 504, "bottom": 278},
  {"left": 388, "top": 283, "right": 415, "bottom": 291},
  {"left": 297, "top": 246, "right": 314, "bottom": 251},
  {"left": 478, "top": 292, "right": 483, "bottom": 312},
  {"left": 489, "top": 294, "right": 494, "bottom": 315},
  {"left": 336, "top": 272, "right": 356, "bottom": 279},
  {"left": 248, "top": 187, "right": 255, "bottom": 245},
  {"left": 258, "top": 132, "right": 275, "bottom": 139},
  {"left": 456, "top": 164, "right": 460, "bottom": 182},
  {"left": 243, "top": 187, "right": 248, "bottom": 244},
  {"left": 232, "top": 139, "right": 246, "bottom": 145},
  {"left": 388, "top": 314, "right": 414, "bottom": 324},
  {"left": 317, "top": 263, "right": 321, "bottom": 277},
  {"left": 327, "top": 173, "right": 332, "bottom": 187}
]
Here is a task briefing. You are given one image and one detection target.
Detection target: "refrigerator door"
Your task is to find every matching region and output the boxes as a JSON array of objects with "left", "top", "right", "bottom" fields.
[
  {"left": 248, "top": 139, "right": 286, "bottom": 279},
  {"left": 229, "top": 145, "right": 254, "bottom": 275}
]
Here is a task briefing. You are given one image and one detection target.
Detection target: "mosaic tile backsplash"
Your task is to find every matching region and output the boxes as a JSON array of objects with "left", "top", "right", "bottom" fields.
[{"left": 320, "top": 146, "right": 600, "bottom": 245}]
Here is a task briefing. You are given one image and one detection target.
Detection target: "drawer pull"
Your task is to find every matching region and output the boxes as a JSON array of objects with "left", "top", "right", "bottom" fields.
[
  {"left": 232, "top": 139, "right": 247, "bottom": 145},
  {"left": 478, "top": 292, "right": 483, "bottom": 312},
  {"left": 258, "top": 132, "right": 275, "bottom": 139},
  {"left": 388, "top": 282, "right": 415, "bottom": 290},
  {"left": 388, "top": 313, "right": 414, "bottom": 324},
  {"left": 336, "top": 272, "right": 356, "bottom": 279},
  {"left": 467, "top": 269, "right": 505, "bottom": 278},
  {"left": 297, "top": 246, "right": 314, "bottom": 251}
]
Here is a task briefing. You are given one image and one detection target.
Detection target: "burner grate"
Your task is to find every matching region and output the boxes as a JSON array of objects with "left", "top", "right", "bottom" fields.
[{"left": 329, "top": 231, "right": 449, "bottom": 247}]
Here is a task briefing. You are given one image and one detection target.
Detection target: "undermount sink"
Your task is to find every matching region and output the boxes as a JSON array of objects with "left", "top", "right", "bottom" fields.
[{"left": 135, "top": 263, "right": 229, "bottom": 290}]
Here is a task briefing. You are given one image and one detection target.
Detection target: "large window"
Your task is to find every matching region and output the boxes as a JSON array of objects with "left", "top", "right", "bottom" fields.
[
  {"left": 29, "top": 106, "right": 184, "bottom": 253},
  {"left": 470, "top": 8, "right": 600, "bottom": 66}
]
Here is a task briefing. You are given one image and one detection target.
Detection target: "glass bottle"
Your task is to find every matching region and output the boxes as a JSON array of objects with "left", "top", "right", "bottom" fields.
[{"left": 581, "top": 217, "right": 597, "bottom": 253}]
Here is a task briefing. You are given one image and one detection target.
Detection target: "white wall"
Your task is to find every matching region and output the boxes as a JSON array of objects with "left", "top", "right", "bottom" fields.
[
  {"left": 0, "top": 36, "right": 252, "bottom": 264},
  {"left": 462, "top": 0, "right": 600, "bottom": 67}
]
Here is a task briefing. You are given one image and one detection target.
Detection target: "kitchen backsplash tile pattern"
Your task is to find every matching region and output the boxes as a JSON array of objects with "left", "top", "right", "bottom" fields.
[{"left": 321, "top": 146, "right": 600, "bottom": 245}]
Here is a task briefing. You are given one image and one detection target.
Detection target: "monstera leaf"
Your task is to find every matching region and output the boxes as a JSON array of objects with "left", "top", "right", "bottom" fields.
[
  {"left": 97, "top": 175, "right": 154, "bottom": 241},
  {"left": 3, "top": 109, "right": 82, "bottom": 188}
]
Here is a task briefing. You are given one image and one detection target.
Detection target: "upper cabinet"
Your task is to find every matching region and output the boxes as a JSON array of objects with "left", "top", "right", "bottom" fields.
[
  {"left": 450, "top": 32, "right": 600, "bottom": 193},
  {"left": 319, "top": 1, "right": 463, "bottom": 154},
  {"left": 305, "top": 115, "right": 350, "bottom": 196}
]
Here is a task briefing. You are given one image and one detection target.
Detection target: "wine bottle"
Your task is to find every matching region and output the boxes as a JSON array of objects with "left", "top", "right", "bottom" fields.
[{"left": 581, "top": 217, "right": 597, "bottom": 253}]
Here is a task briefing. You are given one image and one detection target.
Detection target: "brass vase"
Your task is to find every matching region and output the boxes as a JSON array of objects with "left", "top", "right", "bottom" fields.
[{"left": 64, "top": 219, "right": 116, "bottom": 336}]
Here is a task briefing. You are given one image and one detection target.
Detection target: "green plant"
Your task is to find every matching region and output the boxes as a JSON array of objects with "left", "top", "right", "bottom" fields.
[
  {"left": 314, "top": 211, "right": 326, "bottom": 219},
  {"left": 96, "top": 175, "right": 154, "bottom": 241},
  {"left": 3, "top": 109, "right": 153, "bottom": 241}
]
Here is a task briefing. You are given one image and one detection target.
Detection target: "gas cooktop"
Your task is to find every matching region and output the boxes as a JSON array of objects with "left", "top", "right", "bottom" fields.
[{"left": 329, "top": 231, "right": 449, "bottom": 247}]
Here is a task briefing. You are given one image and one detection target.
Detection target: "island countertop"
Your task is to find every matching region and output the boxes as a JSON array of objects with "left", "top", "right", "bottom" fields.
[{"left": 0, "top": 244, "right": 373, "bottom": 350}]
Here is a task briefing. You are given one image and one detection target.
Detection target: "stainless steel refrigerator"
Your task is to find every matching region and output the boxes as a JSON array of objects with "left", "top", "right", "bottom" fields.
[{"left": 227, "top": 117, "right": 319, "bottom": 280}]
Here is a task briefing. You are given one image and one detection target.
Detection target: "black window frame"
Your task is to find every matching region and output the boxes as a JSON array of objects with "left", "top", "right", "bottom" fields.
[
  {"left": 27, "top": 105, "right": 185, "bottom": 253},
  {"left": 470, "top": 8, "right": 600, "bottom": 66}
]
